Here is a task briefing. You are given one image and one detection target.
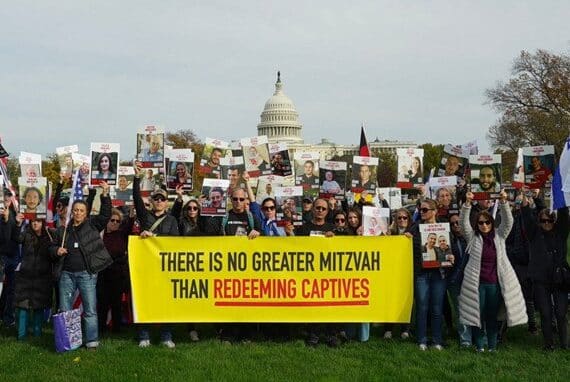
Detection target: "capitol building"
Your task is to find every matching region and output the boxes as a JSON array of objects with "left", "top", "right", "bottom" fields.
[{"left": 256, "top": 72, "right": 417, "bottom": 159}]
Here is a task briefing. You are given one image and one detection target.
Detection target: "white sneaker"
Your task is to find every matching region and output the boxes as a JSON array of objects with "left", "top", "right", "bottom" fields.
[
  {"left": 383, "top": 331, "right": 392, "bottom": 339},
  {"left": 138, "top": 339, "right": 151, "bottom": 348},
  {"left": 419, "top": 344, "right": 428, "bottom": 351},
  {"left": 189, "top": 330, "right": 200, "bottom": 342},
  {"left": 161, "top": 340, "right": 176, "bottom": 349},
  {"left": 401, "top": 331, "right": 410, "bottom": 340},
  {"left": 432, "top": 344, "right": 444, "bottom": 351}
]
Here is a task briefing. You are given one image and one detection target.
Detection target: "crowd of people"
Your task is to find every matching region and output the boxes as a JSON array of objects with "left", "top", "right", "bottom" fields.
[{"left": 0, "top": 158, "right": 569, "bottom": 353}]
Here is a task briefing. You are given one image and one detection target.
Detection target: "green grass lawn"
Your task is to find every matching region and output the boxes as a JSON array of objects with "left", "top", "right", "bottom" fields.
[{"left": 1, "top": 323, "right": 569, "bottom": 381}]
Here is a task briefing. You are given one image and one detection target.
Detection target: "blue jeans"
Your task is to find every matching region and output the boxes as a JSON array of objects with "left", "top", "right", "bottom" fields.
[
  {"left": 448, "top": 283, "right": 472, "bottom": 346},
  {"left": 415, "top": 271, "right": 446, "bottom": 346},
  {"left": 472, "top": 283, "right": 501, "bottom": 350},
  {"left": 59, "top": 271, "right": 99, "bottom": 347}
]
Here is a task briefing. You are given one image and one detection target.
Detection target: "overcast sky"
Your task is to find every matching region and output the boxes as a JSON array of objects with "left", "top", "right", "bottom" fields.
[{"left": 2, "top": 1, "right": 569, "bottom": 159}]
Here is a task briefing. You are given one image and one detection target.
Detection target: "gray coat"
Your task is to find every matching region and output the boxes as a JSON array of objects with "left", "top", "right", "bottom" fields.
[{"left": 458, "top": 202, "right": 527, "bottom": 328}]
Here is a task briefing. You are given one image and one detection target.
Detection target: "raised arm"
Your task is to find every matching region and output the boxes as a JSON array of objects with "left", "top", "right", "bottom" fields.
[
  {"left": 460, "top": 191, "right": 475, "bottom": 243},
  {"left": 496, "top": 190, "right": 513, "bottom": 239}
]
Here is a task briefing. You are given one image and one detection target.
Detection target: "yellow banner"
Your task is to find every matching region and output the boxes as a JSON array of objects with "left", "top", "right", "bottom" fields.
[{"left": 128, "top": 236, "right": 412, "bottom": 323}]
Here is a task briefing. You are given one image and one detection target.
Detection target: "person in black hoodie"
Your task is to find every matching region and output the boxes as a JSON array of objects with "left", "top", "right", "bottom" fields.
[
  {"left": 50, "top": 182, "right": 113, "bottom": 350},
  {"left": 522, "top": 195, "right": 569, "bottom": 350}
]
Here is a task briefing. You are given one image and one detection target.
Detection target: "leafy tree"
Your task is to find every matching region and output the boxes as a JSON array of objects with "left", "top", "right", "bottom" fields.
[
  {"left": 419, "top": 143, "right": 444, "bottom": 176},
  {"left": 486, "top": 49, "right": 570, "bottom": 156},
  {"left": 375, "top": 150, "right": 397, "bottom": 187}
]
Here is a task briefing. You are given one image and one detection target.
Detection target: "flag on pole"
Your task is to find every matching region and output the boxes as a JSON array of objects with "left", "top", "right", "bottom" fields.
[
  {"left": 551, "top": 136, "right": 570, "bottom": 210},
  {"left": 359, "top": 125, "right": 370, "bottom": 157},
  {"left": 65, "top": 169, "right": 84, "bottom": 227}
]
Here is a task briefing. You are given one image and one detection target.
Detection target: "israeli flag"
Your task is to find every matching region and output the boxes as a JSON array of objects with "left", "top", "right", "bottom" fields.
[{"left": 551, "top": 136, "right": 570, "bottom": 210}]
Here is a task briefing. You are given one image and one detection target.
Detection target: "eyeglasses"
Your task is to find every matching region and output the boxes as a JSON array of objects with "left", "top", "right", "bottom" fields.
[
  {"left": 314, "top": 206, "right": 327, "bottom": 211},
  {"left": 420, "top": 208, "right": 434, "bottom": 213},
  {"left": 478, "top": 220, "right": 491, "bottom": 226},
  {"left": 262, "top": 205, "right": 276, "bottom": 211},
  {"left": 335, "top": 218, "right": 345, "bottom": 223},
  {"left": 540, "top": 219, "right": 554, "bottom": 224},
  {"left": 109, "top": 219, "right": 121, "bottom": 223},
  {"left": 152, "top": 196, "right": 166, "bottom": 202},
  {"left": 232, "top": 197, "right": 246, "bottom": 202},
  {"left": 397, "top": 216, "right": 408, "bottom": 221},
  {"left": 188, "top": 206, "right": 199, "bottom": 211}
]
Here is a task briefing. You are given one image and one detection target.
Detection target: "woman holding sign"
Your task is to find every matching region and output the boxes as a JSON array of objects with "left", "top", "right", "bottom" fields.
[
  {"left": 407, "top": 199, "right": 452, "bottom": 351},
  {"left": 459, "top": 191, "right": 526, "bottom": 353}
]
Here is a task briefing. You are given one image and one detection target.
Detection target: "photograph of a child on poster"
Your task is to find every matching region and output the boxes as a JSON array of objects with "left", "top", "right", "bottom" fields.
[
  {"left": 362, "top": 206, "right": 390, "bottom": 236},
  {"left": 469, "top": 154, "right": 502, "bottom": 200},
  {"left": 241, "top": 136, "right": 272, "bottom": 178},
  {"left": 19, "top": 176, "right": 47, "bottom": 219}
]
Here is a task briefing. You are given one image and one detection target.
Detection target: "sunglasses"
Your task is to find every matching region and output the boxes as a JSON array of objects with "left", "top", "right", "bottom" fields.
[
  {"left": 450, "top": 221, "right": 460, "bottom": 226},
  {"left": 232, "top": 197, "right": 246, "bottom": 202},
  {"left": 303, "top": 200, "right": 312, "bottom": 204},
  {"left": 335, "top": 218, "right": 345, "bottom": 223},
  {"left": 152, "top": 196, "right": 166, "bottom": 202},
  {"left": 314, "top": 206, "right": 327, "bottom": 211},
  {"left": 109, "top": 218, "right": 121, "bottom": 223},
  {"left": 188, "top": 206, "right": 199, "bottom": 211},
  {"left": 262, "top": 205, "right": 276, "bottom": 211},
  {"left": 420, "top": 208, "right": 434, "bottom": 213},
  {"left": 397, "top": 216, "right": 408, "bottom": 221},
  {"left": 540, "top": 219, "right": 554, "bottom": 224},
  {"left": 478, "top": 220, "right": 491, "bottom": 226}
]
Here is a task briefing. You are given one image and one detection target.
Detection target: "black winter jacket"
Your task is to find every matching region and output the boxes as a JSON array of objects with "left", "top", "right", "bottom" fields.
[{"left": 133, "top": 177, "right": 179, "bottom": 236}]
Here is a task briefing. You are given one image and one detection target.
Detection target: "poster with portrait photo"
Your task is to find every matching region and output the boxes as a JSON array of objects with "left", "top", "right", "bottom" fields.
[
  {"left": 56, "top": 145, "right": 78, "bottom": 178},
  {"left": 362, "top": 206, "right": 390, "bottom": 236},
  {"left": 351, "top": 156, "right": 378, "bottom": 199},
  {"left": 419, "top": 223, "right": 453, "bottom": 269},
  {"left": 396, "top": 148, "right": 424, "bottom": 188},
  {"left": 241, "top": 136, "right": 272, "bottom": 178},
  {"left": 375, "top": 187, "right": 402, "bottom": 209},
  {"left": 136, "top": 126, "right": 164, "bottom": 169},
  {"left": 112, "top": 166, "right": 135, "bottom": 207},
  {"left": 269, "top": 143, "right": 292, "bottom": 177},
  {"left": 200, "top": 178, "right": 230, "bottom": 217},
  {"left": 0, "top": 176, "right": 4, "bottom": 210},
  {"left": 460, "top": 140, "right": 478, "bottom": 155},
  {"left": 437, "top": 144, "right": 469, "bottom": 178},
  {"left": 220, "top": 156, "right": 246, "bottom": 190},
  {"left": 319, "top": 160, "right": 347, "bottom": 200},
  {"left": 18, "top": 176, "right": 47, "bottom": 220},
  {"left": 71, "top": 153, "right": 91, "bottom": 188},
  {"left": 468, "top": 155, "right": 502, "bottom": 200},
  {"left": 429, "top": 176, "right": 459, "bottom": 218},
  {"left": 255, "top": 175, "right": 285, "bottom": 204},
  {"left": 19, "top": 152, "right": 42, "bottom": 178},
  {"left": 512, "top": 145, "right": 555, "bottom": 189},
  {"left": 274, "top": 186, "right": 303, "bottom": 227},
  {"left": 294, "top": 152, "right": 320, "bottom": 199},
  {"left": 165, "top": 149, "right": 194, "bottom": 191},
  {"left": 200, "top": 137, "right": 228, "bottom": 177},
  {"left": 90, "top": 142, "right": 119, "bottom": 186}
]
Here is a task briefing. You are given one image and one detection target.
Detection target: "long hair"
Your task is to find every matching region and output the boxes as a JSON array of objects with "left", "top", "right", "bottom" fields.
[
  {"left": 474, "top": 210, "right": 495, "bottom": 235},
  {"left": 390, "top": 208, "right": 412, "bottom": 235}
]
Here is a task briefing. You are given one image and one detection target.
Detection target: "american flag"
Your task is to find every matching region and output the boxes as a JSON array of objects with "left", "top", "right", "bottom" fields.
[{"left": 64, "top": 169, "right": 84, "bottom": 227}]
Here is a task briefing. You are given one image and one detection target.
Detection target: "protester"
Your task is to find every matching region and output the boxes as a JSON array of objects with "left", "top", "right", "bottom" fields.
[
  {"left": 50, "top": 182, "right": 113, "bottom": 350},
  {"left": 11, "top": 215, "right": 55, "bottom": 339},
  {"left": 0, "top": 192, "right": 21, "bottom": 327},
  {"left": 97, "top": 208, "right": 134, "bottom": 334},
  {"left": 408, "top": 198, "right": 452, "bottom": 351},
  {"left": 133, "top": 162, "right": 179, "bottom": 348},
  {"left": 459, "top": 190, "right": 527, "bottom": 352},
  {"left": 522, "top": 197, "right": 569, "bottom": 350}
]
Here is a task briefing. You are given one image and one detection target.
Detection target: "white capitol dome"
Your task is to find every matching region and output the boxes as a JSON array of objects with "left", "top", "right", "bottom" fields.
[{"left": 257, "top": 72, "right": 303, "bottom": 143}]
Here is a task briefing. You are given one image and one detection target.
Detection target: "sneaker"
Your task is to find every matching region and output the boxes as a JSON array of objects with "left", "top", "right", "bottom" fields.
[
  {"left": 476, "top": 348, "right": 485, "bottom": 353},
  {"left": 138, "top": 339, "right": 151, "bottom": 348},
  {"left": 401, "top": 331, "right": 410, "bottom": 340},
  {"left": 85, "top": 341, "right": 99, "bottom": 349},
  {"left": 418, "top": 344, "right": 428, "bottom": 351},
  {"left": 161, "top": 340, "right": 176, "bottom": 349},
  {"left": 383, "top": 331, "right": 392, "bottom": 339},
  {"left": 432, "top": 344, "right": 444, "bottom": 351},
  {"left": 189, "top": 330, "right": 200, "bottom": 342},
  {"left": 488, "top": 348, "right": 498, "bottom": 353}
]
